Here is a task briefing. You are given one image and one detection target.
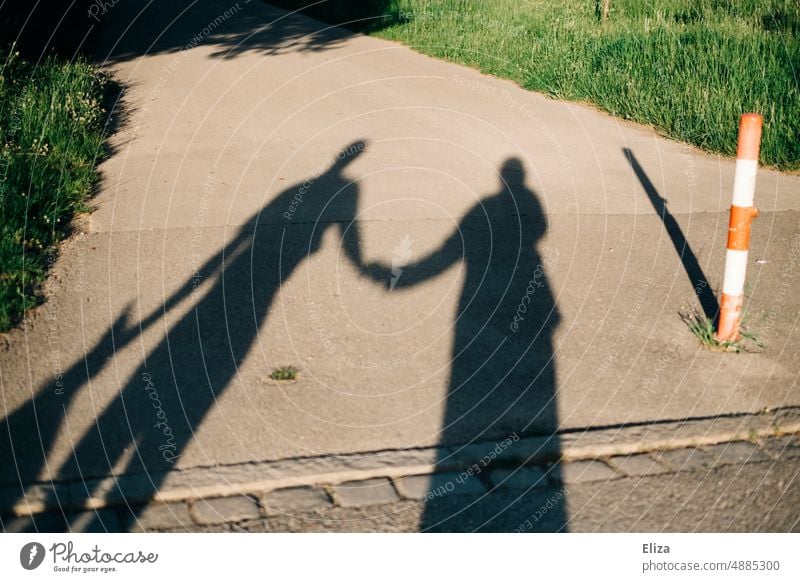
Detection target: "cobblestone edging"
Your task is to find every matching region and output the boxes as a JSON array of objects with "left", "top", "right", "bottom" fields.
[{"left": 2, "top": 407, "right": 799, "bottom": 532}]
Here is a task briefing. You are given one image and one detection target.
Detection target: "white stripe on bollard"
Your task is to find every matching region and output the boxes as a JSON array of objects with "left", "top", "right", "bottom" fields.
[
  {"left": 731, "top": 159, "right": 758, "bottom": 207},
  {"left": 721, "top": 249, "right": 748, "bottom": 296}
]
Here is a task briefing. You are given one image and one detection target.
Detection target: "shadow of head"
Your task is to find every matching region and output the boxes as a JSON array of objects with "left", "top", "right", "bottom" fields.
[
  {"left": 493, "top": 157, "right": 546, "bottom": 237},
  {"left": 500, "top": 157, "right": 526, "bottom": 185}
]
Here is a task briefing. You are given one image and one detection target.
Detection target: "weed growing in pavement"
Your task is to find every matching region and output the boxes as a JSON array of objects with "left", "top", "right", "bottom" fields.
[
  {"left": 680, "top": 308, "right": 763, "bottom": 353},
  {"left": 269, "top": 366, "right": 300, "bottom": 381}
]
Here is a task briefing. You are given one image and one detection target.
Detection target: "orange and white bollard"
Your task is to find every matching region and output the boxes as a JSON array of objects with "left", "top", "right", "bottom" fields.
[{"left": 715, "top": 113, "right": 762, "bottom": 342}]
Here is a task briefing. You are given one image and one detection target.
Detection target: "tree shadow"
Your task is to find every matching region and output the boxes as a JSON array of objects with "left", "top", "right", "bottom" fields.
[
  {"left": 0, "top": 142, "right": 368, "bottom": 531},
  {"left": 92, "top": 0, "right": 406, "bottom": 65},
  {"left": 98, "top": 1, "right": 353, "bottom": 64},
  {"left": 1, "top": 0, "right": 404, "bottom": 63},
  {"left": 366, "top": 159, "right": 566, "bottom": 532},
  {"left": 0, "top": 0, "right": 98, "bottom": 61}
]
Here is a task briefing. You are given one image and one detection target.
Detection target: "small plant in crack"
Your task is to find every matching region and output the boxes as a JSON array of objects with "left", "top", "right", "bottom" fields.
[
  {"left": 680, "top": 308, "right": 763, "bottom": 353},
  {"left": 270, "top": 366, "right": 300, "bottom": 381}
]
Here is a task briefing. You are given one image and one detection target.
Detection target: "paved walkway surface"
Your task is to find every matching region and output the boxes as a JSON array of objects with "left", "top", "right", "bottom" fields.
[{"left": 1, "top": 0, "right": 799, "bottom": 531}]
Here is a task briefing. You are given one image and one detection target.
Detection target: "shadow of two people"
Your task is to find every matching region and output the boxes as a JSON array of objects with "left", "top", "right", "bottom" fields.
[{"left": 0, "top": 144, "right": 565, "bottom": 532}]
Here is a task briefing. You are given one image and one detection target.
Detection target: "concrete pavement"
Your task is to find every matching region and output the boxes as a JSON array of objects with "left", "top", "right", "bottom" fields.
[{"left": 0, "top": 0, "right": 798, "bottom": 531}]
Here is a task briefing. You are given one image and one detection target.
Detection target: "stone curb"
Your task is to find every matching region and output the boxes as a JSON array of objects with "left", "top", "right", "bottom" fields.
[
  {"left": 6, "top": 431, "right": 797, "bottom": 533},
  {"left": 3, "top": 407, "right": 799, "bottom": 525}
]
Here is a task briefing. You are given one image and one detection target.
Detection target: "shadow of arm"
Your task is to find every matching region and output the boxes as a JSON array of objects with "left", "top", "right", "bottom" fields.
[{"left": 363, "top": 227, "right": 462, "bottom": 289}]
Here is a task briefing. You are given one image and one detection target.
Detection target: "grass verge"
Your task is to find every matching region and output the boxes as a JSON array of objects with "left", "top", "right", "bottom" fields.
[
  {"left": 0, "top": 50, "right": 108, "bottom": 331},
  {"left": 271, "top": 0, "right": 799, "bottom": 171}
]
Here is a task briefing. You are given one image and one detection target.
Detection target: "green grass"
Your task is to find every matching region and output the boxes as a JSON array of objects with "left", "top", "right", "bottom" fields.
[
  {"left": 270, "top": 366, "right": 300, "bottom": 381},
  {"left": 0, "top": 50, "right": 108, "bottom": 330},
  {"left": 272, "top": 0, "right": 800, "bottom": 171},
  {"left": 680, "top": 308, "right": 763, "bottom": 353}
]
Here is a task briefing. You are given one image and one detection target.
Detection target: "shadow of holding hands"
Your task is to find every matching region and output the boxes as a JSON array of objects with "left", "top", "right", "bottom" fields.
[
  {"left": 1, "top": 0, "right": 570, "bottom": 534},
  {"left": 1, "top": 150, "right": 566, "bottom": 533}
]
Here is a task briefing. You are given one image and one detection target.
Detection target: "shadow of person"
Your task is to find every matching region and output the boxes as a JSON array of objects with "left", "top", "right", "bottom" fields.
[
  {"left": 0, "top": 142, "right": 369, "bottom": 531},
  {"left": 367, "top": 158, "right": 566, "bottom": 531}
]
